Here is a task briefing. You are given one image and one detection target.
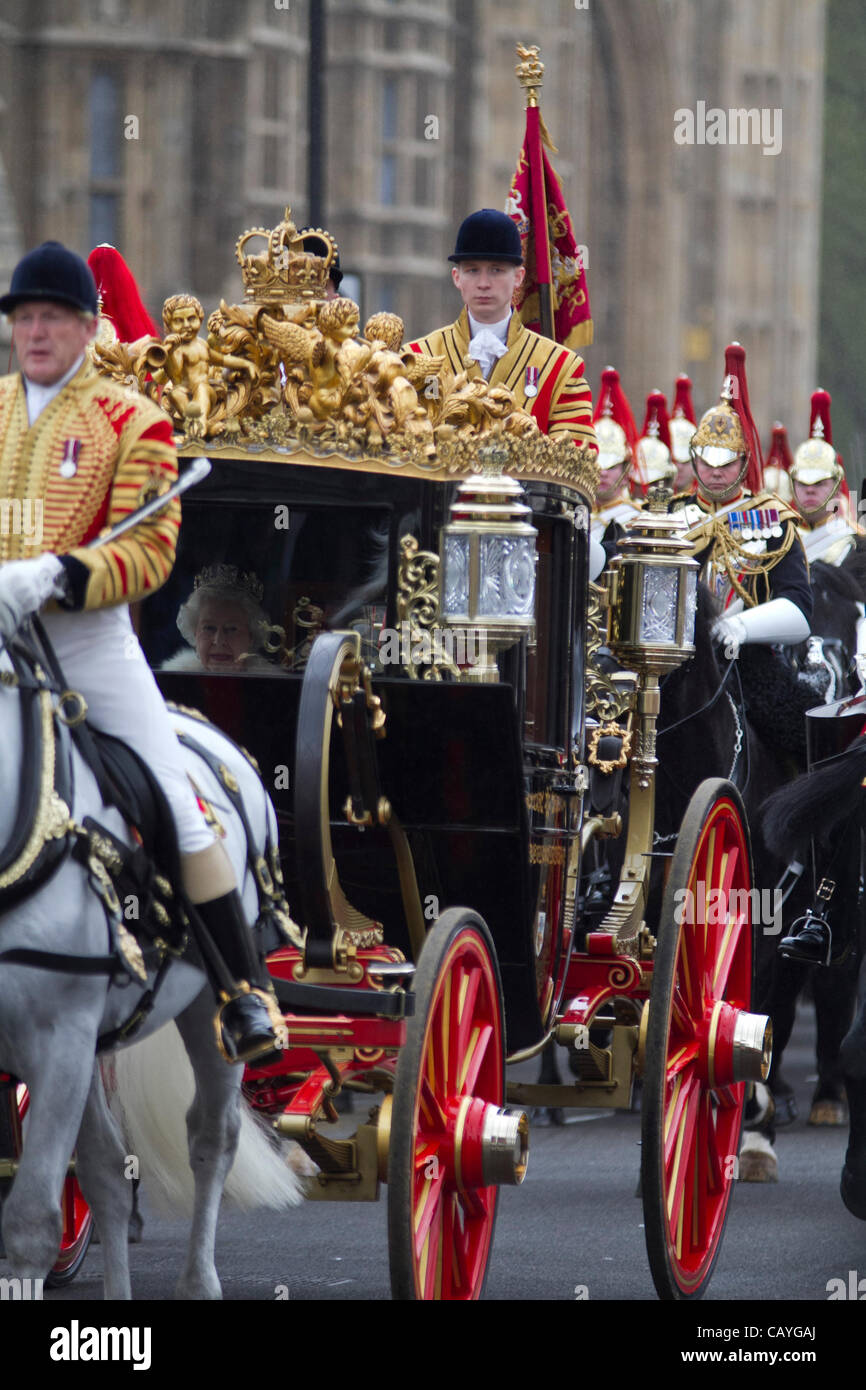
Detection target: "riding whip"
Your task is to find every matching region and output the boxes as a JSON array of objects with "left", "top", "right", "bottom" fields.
[{"left": 85, "top": 456, "right": 211, "bottom": 550}]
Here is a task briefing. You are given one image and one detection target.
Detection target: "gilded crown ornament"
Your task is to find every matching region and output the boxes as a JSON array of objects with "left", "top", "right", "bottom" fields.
[
  {"left": 194, "top": 564, "right": 264, "bottom": 603},
  {"left": 235, "top": 207, "right": 339, "bottom": 305},
  {"left": 89, "top": 210, "right": 599, "bottom": 501}
]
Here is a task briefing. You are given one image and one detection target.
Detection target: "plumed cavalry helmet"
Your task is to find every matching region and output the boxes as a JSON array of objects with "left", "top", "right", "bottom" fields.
[
  {"left": 0, "top": 241, "right": 99, "bottom": 316},
  {"left": 87, "top": 244, "right": 158, "bottom": 343},
  {"left": 449, "top": 209, "right": 524, "bottom": 264},
  {"left": 762, "top": 422, "right": 794, "bottom": 504},
  {"left": 592, "top": 366, "right": 638, "bottom": 491},
  {"left": 691, "top": 343, "right": 762, "bottom": 502},
  {"left": 636, "top": 389, "right": 675, "bottom": 487},
  {"left": 790, "top": 389, "right": 844, "bottom": 516},
  {"left": 669, "top": 374, "right": 697, "bottom": 464}
]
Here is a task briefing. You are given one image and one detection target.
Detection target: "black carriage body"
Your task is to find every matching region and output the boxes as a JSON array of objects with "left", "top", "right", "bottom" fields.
[{"left": 144, "top": 453, "right": 592, "bottom": 1051}]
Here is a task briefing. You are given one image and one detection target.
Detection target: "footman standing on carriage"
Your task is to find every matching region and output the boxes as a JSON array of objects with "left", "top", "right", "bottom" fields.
[
  {"left": 0, "top": 241, "right": 281, "bottom": 1063},
  {"left": 408, "top": 208, "right": 602, "bottom": 574}
]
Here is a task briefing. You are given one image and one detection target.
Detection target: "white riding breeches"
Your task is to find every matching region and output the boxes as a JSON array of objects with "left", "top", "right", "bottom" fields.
[{"left": 39, "top": 605, "right": 216, "bottom": 855}]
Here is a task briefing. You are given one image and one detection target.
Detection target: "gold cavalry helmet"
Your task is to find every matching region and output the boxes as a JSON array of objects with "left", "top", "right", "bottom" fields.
[
  {"left": 790, "top": 389, "right": 842, "bottom": 513},
  {"left": 690, "top": 376, "right": 750, "bottom": 500}
]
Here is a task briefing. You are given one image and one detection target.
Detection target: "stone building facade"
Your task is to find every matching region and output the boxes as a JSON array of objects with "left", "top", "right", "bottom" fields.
[{"left": 0, "top": 0, "right": 827, "bottom": 438}]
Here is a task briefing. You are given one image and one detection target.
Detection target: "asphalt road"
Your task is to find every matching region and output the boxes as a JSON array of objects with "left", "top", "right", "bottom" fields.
[{"left": 39, "top": 1002, "right": 861, "bottom": 1308}]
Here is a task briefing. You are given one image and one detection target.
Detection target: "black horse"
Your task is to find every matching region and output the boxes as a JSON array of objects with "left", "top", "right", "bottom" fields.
[
  {"left": 760, "top": 730, "right": 866, "bottom": 1216},
  {"left": 753, "top": 557, "right": 866, "bottom": 1135}
]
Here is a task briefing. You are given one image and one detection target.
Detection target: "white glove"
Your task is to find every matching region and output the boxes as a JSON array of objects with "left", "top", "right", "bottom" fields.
[
  {"left": 589, "top": 535, "right": 607, "bottom": 582},
  {"left": 0, "top": 555, "right": 67, "bottom": 640},
  {"left": 712, "top": 597, "right": 810, "bottom": 656},
  {"left": 854, "top": 604, "right": 866, "bottom": 690}
]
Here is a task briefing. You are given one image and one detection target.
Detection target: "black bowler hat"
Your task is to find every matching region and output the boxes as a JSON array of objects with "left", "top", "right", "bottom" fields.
[
  {"left": 448, "top": 209, "right": 523, "bottom": 265},
  {"left": 0, "top": 241, "right": 99, "bottom": 316},
  {"left": 300, "top": 231, "right": 343, "bottom": 290}
]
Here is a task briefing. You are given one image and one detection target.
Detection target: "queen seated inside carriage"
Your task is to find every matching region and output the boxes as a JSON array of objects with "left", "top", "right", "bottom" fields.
[{"left": 162, "top": 564, "right": 282, "bottom": 673}]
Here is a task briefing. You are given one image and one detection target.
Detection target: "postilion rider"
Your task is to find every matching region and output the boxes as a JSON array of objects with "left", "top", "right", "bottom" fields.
[
  {"left": 0, "top": 241, "right": 282, "bottom": 1063},
  {"left": 408, "top": 208, "right": 605, "bottom": 577},
  {"left": 676, "top": 350, "right": 813, "bottom": 755}
]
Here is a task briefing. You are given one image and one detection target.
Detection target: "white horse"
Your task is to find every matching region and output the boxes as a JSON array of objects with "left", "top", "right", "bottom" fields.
[{"left": 0, "top": 640, "right": 302, "bottom": 1299}]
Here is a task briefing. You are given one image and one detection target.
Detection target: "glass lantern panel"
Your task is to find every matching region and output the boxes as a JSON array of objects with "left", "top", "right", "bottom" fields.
[
  {"left": 639, "top": 565, "right": 679, "bottom": 643},
  {"left": 478, "top": 534, "right": 536, "bottom": 618},
  {"left": 683, "top": 568, "right": 698, "bottom": 645},
  {"left": 442, "top": 534, "right": 470, "bottom": 618}
]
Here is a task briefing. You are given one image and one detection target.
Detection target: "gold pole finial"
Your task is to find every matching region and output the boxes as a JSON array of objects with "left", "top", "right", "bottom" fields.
[{"left": 515, "top": 43, "right": 544, "bottom": 107}]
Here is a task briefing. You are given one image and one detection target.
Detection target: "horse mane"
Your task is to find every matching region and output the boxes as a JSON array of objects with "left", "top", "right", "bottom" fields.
[
  {"left": 811, "top": 557, "right": 865, "bottom": 605},
  {"left": 760, "top": 731, "right": 866, "bottom": 857},
  {"left": 841, "top": 538, "right": 866, "bottom": 599}
]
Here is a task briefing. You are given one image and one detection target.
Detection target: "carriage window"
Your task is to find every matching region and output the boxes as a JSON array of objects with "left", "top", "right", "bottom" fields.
[{"left": 138, "top": 502, "right": 394, "bottom": 674}]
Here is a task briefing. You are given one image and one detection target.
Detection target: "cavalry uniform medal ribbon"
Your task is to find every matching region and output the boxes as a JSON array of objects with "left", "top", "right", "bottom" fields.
[
  {"left": 524, "top": 366, "right": 539, "bottom": 399},
  {"left": 59, "top": 438, "right": 81, "bottom": 479}
]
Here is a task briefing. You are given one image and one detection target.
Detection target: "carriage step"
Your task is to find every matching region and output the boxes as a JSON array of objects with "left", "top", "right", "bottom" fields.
[{"left": 270, "top": 975, "right": 415, "bottom": 1018}]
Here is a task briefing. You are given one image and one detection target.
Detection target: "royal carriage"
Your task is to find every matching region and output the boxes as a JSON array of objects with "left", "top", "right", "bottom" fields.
[{"left": 0, "top": 211, "right": 772, "bottom": 1300}]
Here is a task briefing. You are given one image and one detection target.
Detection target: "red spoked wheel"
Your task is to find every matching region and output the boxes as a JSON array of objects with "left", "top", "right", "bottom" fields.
[
  {"left": 388, "top": 909, "right": 526, "bottom": 1300},
  {"left": 641, "top": 779, "right": 771, "bottom": 1300},
  {"left": 0, "top": 1083, "right": 93, "bottom": 1287}
]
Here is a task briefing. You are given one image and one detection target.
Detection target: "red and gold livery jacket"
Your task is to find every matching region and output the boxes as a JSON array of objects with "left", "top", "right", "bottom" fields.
[
  {"left": 0, "top": 361, "right": 179, "bottom": 610},
  {"left": 409, "top": 308, "right": 596, "bottom": 449}
]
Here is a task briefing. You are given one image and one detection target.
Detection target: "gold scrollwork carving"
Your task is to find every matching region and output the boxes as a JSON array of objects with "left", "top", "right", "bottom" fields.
[
  {"left": 396, "top": 535, "right": 460, "bottom": 681},
  {"left": 587, "top": 720, "right": 633, "bottom": 774},
  {"left": 585, "top": 581, "right": 637, "bottom": 722}
]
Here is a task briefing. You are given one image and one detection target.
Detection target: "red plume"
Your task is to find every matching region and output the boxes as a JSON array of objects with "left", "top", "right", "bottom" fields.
[
  {"left": 87, "top": 244, "right": 158, "bottom": 343},
  {"left": 593, "top": 366, "right": 639, "bottom": 451},
  {"left": 765, "top": 422, "right": 793, "bottom": 474},
  {"left": 809, "top": 388, "right": 833, "bottom": 445},
  {"left": 723, "top": 342, "right": 763, "bottom": 493},
  {"left": 639, "top": 390, "right": 672, "bottom": 451},
  {"left": 672, "top": 374, "right": 696, "bottom": 424}
]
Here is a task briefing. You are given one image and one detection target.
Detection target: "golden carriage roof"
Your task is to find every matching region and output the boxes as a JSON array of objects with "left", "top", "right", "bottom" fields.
[{"left": 91, "top": 208, "right": 597, "bottom": 499}]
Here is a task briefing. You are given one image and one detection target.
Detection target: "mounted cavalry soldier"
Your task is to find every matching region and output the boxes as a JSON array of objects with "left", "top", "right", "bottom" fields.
[
  {"left": 591, "top": 366, "right": 641, "bottom": 552},
  {"left": 676, "top": 342, "right": 814, "bottom": 757},
  {"left": 790, "top": 388, "right": 864, "bottom": 567},
  {"left": 0, "top": 241, "right": 281, "bottom": 1062}
]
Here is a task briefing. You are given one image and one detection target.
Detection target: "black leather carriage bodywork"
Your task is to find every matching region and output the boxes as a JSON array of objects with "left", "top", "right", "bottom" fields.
[{"left": 144, "top": 453, "right": 592, "bottom": 1052}]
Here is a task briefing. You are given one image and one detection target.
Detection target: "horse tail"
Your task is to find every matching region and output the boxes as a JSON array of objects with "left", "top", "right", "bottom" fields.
[
  {"left": 760, "top": 733, "right": 866, "bottom": 859},
  {"left": 102, "top": 1023, "right": 308, "bottom": 1216}
]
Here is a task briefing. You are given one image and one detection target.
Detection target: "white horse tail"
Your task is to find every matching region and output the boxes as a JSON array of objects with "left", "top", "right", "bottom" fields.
[{"left": 101, "top": 1024, "right": 308, "bottom": 1216}]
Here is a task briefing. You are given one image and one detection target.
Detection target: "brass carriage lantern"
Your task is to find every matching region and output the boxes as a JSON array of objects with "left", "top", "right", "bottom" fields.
[
  {"left": 606, "top": 488, "right": 699, "bottom": 675},
  {"left": 440, "top": 444, "right": 538, "bottom": 683}
]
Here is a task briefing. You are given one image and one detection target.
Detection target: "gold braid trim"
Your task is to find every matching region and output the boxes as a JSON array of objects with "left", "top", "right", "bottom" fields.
[
  {"left": 0, "top": 690, "right": 71, "bottom": 890},
  {"left": 704, "top": 514, "right": 797, "bottom": 608}
]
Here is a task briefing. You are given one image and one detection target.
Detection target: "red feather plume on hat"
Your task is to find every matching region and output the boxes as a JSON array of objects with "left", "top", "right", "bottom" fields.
[
  {"left": 87, "top": 244, "right": 158, "bottom": 343},
  {"left": 592, "top": 366, "right": 639, "bottom": 447},
  {"left": 672, "top": 374, "right": 696, "bottom": 424},
  {"left": 723, "top": 342, "right": 764, "bottom": 494},
  {"left": 765, "top": 422, "right": 793, "bottom": 474}
]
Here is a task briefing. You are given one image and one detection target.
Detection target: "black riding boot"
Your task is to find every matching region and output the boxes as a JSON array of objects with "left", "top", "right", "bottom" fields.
[{"left": 194, "top": 891, "right": 282, "bottom": 1064}]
